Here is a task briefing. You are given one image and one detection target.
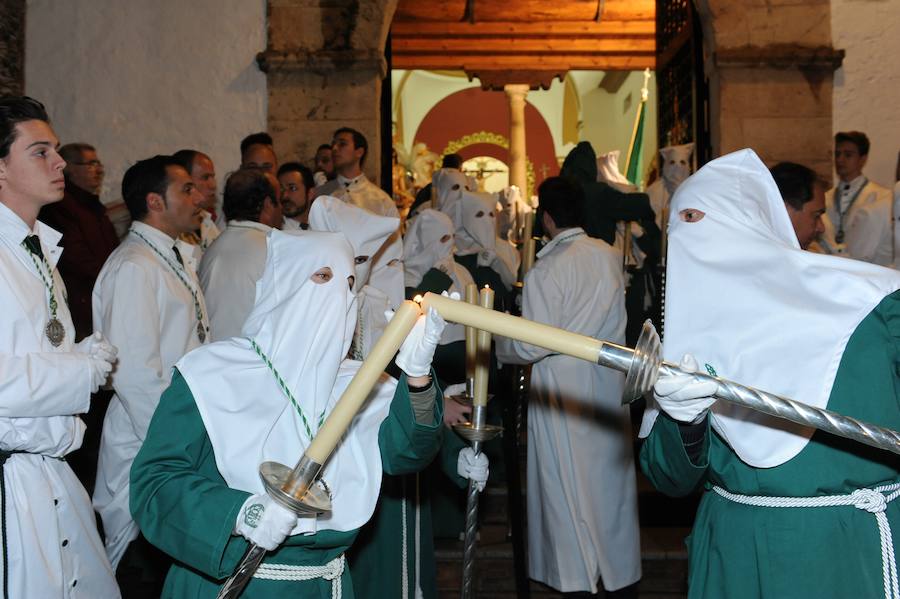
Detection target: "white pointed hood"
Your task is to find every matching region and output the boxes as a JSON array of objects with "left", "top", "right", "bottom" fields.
[
  {"left": 309, "top": 195, "right": 399, "bottom": 293},
  {"left": 433, "top": 168, "right": 469, "bottom": 210},
  {"left": 178, "top": 230, "right": 397, "bottom": 533},
  {"left": 402, "top": 209, "right": 475, "bottom": 344},
  {"left": 596, "top": 150, "right": 633, "bottom": 190},
  {"left": 639, "top": 149, "right": 900, "bottom": 467},
  {"left": 659, "top": 143, "right": 694, "bottom": 194}
]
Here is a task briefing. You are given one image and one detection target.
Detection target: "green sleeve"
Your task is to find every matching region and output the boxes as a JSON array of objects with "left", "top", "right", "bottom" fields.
[
  {"left": 378, "top": 372, "right": 444, "bottom": 475},
  {"left": 130, "top": 369, "right": 252, "bottom": 579},
  {"left": 639, "top": 412, "right": 710, "bottom": 497},
  {"left": 405, "top": 267, "right": 454, "bottom": 300}
]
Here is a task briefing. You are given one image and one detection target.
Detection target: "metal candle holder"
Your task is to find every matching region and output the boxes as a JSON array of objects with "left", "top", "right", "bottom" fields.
[{"left": 215, "top": 455, "right": 330, "bottom": 599}]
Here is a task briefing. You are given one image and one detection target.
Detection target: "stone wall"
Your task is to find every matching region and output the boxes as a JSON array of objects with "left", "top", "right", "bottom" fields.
[
  {"left": 24, "top": 0, "right": 267, "bottom": 206},
  {"left": 263, "top": 0, "right": 397, "bottom": 182},
  {"left": 696, "top": 0, "right": 840, "bottom": 178},
  {"left": 832, "top": 0, "right": 900, "bottom": 187},
  {"left": 0, "top": 0, "right": 24, "bottom": 96}
]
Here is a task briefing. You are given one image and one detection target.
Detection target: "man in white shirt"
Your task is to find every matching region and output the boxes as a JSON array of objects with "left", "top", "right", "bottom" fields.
[
  {"left": 313, "top": 127, "right": 398, "bottom": 218},
  {"left": 92, "top": 154, "right": 210, "bottom": 596},
  {"left": 0, "top": 95, "right": 120, "bottom": 599},
  {"left": 496, "top": 177, "right": 641, "bottom": 598},
  {"left": 200, "top": 169, "right": 283, "bottom": 341},
  {"left": 821, "top": 131, "right": 894, "bottom": 265},
  {"left": 277, "top": 161, "right": 314, "bottom": 230},
  {"left": 173, "top": 149, "right": 221, "bottom": 253}
]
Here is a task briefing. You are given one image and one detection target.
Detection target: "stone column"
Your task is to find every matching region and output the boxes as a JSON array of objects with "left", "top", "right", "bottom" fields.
[
  {"left": 504, "top": 84, "right": 530, "bottom": 195},
  {"left": 262, "top": 0, "right": 397, "bottom": 184},
  {"left": 0, "top": 0, "right": 25, "bottom": 96}
]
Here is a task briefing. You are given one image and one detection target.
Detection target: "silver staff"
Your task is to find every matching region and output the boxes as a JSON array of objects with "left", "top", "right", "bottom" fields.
[{"left": 420, "top": 292, "right": 900, "bottom": 456}]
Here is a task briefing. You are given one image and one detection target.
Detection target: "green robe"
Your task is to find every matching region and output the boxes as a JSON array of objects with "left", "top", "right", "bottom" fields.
[
  {"left": 130, "top": 369, "right": 444, "bottom": 598},
  {"left": 640, "top": 292, "right": 900, "bottom": 598},
  {"left": 349, "top": 433, "right": 466, "bottom": 599}
]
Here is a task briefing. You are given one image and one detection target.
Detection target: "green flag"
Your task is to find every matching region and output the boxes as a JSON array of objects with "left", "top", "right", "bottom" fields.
[{"left": 625, "top": 99, "right": 645, "bottom": 186}]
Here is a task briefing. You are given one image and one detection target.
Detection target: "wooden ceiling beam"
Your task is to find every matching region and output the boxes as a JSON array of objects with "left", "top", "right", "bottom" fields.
[
  {"left": 391, "top": 20, "right": 654, "bottom": 36},
  {"left": 392, "top": 55, "right": 655, "bottom": 71}
]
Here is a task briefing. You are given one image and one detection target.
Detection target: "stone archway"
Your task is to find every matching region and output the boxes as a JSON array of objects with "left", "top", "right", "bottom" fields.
[{"left": 692, "top": 0, "right": 843, "bottom": 176}]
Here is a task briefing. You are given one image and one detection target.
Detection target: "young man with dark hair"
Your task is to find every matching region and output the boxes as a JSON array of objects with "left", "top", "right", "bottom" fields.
[
  {"left": 200, "top": 169, "right": 283, "bottom": 341},
  {"left": 240, "top": 132, "right": 278, "bottom": 176},
  {"left": 277, "top": 161, "right": 315, "bottom": 229},
  {"left": 496, "top": 176, "right": 641, "bottom": 598},
  {"left": 0, "top": 95, "right": 119, "bottom": 597},
  {"left": 821, "top": 130, "right": 893, "bottom": 265},
  {"left": 313, "top": 127, "right": 396, "bottom": 217},
  {"left": 93, "top": 154, "right": 210, "bottom": 596},
  {"left": 770, "top": 161, "right": 826, "bottom": 249},
  {"left": 173, "top": 149, "right": 222, "bottom": 252}
]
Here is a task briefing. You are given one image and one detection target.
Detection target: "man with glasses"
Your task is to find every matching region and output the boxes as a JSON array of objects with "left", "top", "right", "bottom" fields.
[{"left": 40, "top": 143, "right": 118, "bottom": 341}]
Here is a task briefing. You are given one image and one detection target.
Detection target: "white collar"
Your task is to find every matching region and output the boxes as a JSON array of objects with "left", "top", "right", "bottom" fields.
[
  {"left": 0, "top": 201, "right": 64, "bottom": 268},
  {"left": 226, "top": 220, "right": 272, "bottom": 233},
  {"left": 839, "top": 174, "right": 867, "bottom": 194},
  {"left": 537, "top": 227, "right": 585, "bottom": 259},
  {"left": 131, "top": 220, "right": 176, "bottom": 247},
  {"left": 338, "top": 173, "right": 366, "bottom": 188}
]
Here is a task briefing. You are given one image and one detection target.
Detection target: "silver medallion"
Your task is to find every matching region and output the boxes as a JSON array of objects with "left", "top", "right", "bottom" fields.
[
  {"left": 45, "top": 318, "right": 66, "bottom": 347},
  {"left": 197, "top": 322, "right": 206, "bottom": 343}
]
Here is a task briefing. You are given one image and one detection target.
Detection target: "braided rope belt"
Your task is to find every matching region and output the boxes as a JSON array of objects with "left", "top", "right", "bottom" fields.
[
  {"left": 253, "top": 554, "right": 345, "bottom": 598},
  {"left": 713, "top": 483, "right": 900, "bottom": 599}
]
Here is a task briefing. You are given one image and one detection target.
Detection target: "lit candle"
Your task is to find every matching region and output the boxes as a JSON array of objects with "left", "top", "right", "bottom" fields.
[
  {"left": 473, "top": 286, "right": 495, "bottom": 407},
  {"left": 421, "top": 291, "right": 603, "bottom": 363},
  {"left": 464, "top": 283, "right": 478, "bottom": 381},
  {"left": 305, "top": 299, "right": 422, "bottom": 464}
]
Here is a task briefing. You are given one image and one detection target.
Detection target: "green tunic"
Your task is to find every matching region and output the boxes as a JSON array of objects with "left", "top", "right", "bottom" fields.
[
  {"left": 349, "top": 433, "right": 466, "bottom": 599},
  {"left": 130, "top": 370, "right": 444, "bottom": 598},
  {"left": 640, "top": 292, "right": 900, "bottom": 598}
]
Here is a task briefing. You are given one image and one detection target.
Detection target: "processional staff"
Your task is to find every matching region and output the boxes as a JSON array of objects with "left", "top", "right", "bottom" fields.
[{"left": 419, "top": 293, "right": 900, "bottom": 457}]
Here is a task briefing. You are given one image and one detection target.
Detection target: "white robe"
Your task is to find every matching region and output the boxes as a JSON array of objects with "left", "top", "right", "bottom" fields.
[
  {"left": 92, "top": 220, "right": 209, "bottom": 568},
  {"left": 495, "top": 228, "right": 640, "bottom": 593},
  {"left": 199, "top": 220, "right": 271, "bottom": 341},
  {"left": 821, "top": 177, "right": 894, "bottom": 266},
  {"left": 0, "top": 202, "right": 119, "bottom": 598}
]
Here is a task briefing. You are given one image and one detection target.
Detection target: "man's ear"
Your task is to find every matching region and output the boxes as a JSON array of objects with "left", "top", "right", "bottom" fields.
[
  {"left": 541, "top": 209, "right": 554, "bottom": 232},
  {"left": 146, "top": 192, "right": 166, "bottom": 214}
]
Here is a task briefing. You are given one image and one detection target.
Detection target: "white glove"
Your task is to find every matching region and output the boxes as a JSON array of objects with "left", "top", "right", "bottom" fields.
[
  {"left": 234, "top": 493, "right": 297, "bottom": 551},
  {"left": 393, "top": 306, "right": 446, "bottom": 377},
  {"left": 443, "top": 383, "right": 467, "bottom": 398},
  {"left": 76, "top": 331, "right": 118, "bottom": 362},
  {"left": 653, "top": 354, "right": 718, "bottom": 424},
  {"left": 457, "top": 447, "right": 489, "bottom": 492},
  {"left": 313, "top": 171, "right": 328, "bottom": 187},
  {"left": 77, "top": 333, "right": 117, "bottom": 394}
]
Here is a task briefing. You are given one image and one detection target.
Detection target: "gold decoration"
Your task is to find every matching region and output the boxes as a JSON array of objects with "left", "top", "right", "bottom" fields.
[{"left": 439, "top": 131, "right": 536, "bottom": 198}]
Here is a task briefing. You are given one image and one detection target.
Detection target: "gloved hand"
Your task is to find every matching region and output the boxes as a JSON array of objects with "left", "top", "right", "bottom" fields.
[
  {"left": 77, "top": 333, "right": 117, "bottom": 394},
  {"left": 653, "top": 354, "right": 718, "bottom": 424},
  {"left": 234, "top": 493, "right": 297, "bottom": 551},
  {"left": 76, "top": 331, "right": 118, "bottom": 362},
  {"left": 393, "top": 306, "right": 446, "bottom": 377},
  {"left": 313, "top": 171, "right": 328, "bottom": 187},
  {"left": 457, "top": 447, "right": 489, "bottom": 492}
]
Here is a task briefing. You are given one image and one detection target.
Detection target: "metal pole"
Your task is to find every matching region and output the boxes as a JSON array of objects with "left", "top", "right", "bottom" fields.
[{"left": 460, "top": 405, "right": 487, "bottom": 599}]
